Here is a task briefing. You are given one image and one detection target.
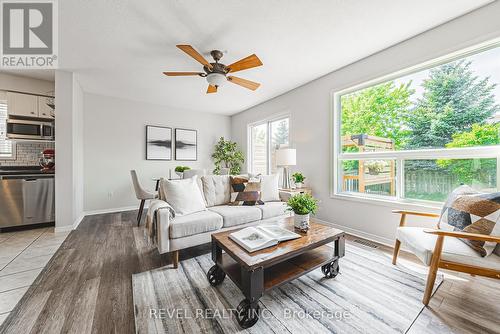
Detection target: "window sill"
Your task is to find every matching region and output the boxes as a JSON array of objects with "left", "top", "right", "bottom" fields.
[{"left": 330, "top": 192, "right": 442, "bottom": 211}]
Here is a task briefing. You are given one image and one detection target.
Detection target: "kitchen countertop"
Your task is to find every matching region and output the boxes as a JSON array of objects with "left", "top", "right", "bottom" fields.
[{"left": 0, "top": 166, "right": 55, "bottom": 176}]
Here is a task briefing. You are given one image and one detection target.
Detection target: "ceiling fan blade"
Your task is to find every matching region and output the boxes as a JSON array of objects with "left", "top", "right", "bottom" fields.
[
  {"left": 207, "top": 85, "right": 217, "bottom": 94},
  {"left": 163, "top": 72, "right": 203, "bottom": 76},
  {"left": 226, "top": 54, "right": 262, "bottom": 73},
  {"left": 227, "top": 76, "right": 260, "bottom": 91},
  {"left": 176, "top": 45, "right": 213, "bottom": 69}
]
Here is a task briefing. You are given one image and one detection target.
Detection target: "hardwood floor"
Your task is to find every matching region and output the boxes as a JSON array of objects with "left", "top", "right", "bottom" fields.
[{"left": 0, "top": 211, "right": 499, "bottom": 334}]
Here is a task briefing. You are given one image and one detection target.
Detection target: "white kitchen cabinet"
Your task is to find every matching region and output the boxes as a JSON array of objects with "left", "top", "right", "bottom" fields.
[
  {"left": 7, "top": 92, "right": 38, "bottom": 118},
  {"left": 38, "top": 96, "right": 54, "bottom": 119}
]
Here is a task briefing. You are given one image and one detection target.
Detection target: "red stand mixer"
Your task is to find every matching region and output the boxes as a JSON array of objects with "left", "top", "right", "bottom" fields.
[{"left": 39, "top": 149, "right": 55, "bottom": 171}]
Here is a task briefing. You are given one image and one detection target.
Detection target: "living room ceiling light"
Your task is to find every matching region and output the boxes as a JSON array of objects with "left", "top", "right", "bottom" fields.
[{"left": 206, "top": 73, "right": 226, "bottom": 87}]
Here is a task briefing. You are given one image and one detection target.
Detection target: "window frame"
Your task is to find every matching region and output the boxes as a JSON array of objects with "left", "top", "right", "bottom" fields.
[
  {"left": 248, "top": 113, "right": 291, "bottom": 175},
  {"left": 331, "top": 38, "right": 500, "bottom": 205},
  {"left": 0, "top": 93, "right": 15, "bottom": 159}
]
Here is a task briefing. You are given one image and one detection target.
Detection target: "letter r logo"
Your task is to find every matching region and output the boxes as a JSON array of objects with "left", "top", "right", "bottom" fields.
[{"left": 2, "top": 2, "right": 53, "bottom": 54}]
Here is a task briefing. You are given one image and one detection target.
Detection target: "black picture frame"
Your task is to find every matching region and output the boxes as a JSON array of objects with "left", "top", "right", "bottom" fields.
[
  {"left": 146, "top": 125, "right": 172, "bottom": 160},
  {"left": 175, "top": 128, "right": 197, "bottom": 161}
]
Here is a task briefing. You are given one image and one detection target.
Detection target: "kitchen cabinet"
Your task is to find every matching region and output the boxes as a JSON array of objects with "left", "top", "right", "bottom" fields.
[
  {"left": 38, "top": 96, "right": 54, "bottom": 119},
  {"left": 6, "top": 92, "right": 55, "bottom": 120},
  {"left": 7, "top": 92, "right": 38, "bottom": 118}
]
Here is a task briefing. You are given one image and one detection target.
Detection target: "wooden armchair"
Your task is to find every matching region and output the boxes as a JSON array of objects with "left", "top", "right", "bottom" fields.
[{"left": 391, "top": 210, "right": 500, "bottom": 305}]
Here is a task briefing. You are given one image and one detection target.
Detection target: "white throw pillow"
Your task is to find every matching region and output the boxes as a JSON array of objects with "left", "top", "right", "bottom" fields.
[
  {"left": 162, "top": 176, "right": 206, "bottom": 216},
  {"left": 260, "top": 174, "right": 280, "bottom": 202}
]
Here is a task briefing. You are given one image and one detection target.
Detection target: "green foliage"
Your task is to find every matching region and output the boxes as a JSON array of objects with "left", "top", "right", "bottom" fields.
[
  {"left": 174, "top": 166, "right": 191, "bottom": 172},
  {"left": 341, "top": 81, "right": 414, "bottom": 149},
  {"left": 291, "top": 172, "right": 305, "bottom": 183},
  {"left": 211, "top": 137, "right": 245, "bottom": 175},
  {"left": 406, "top": 60, "right": 499, "bottom": 149},
  {"left": 286, "top": 193, "right": 318, "bottom": 215},
  {"left": 437, "top": 123, "right": 499, "bottom": 184}
]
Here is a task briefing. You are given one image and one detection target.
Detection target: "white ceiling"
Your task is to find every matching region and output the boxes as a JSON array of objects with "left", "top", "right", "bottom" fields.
[{"left": 55, "top": 0, "right": 491, "bottom": 115}]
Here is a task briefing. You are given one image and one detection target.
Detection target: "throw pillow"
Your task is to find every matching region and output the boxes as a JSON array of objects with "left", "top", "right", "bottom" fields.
[
  {"left": 438, "top": 185, "right": 479, "bottom": 230},
  {"left": 230, "top": 176, "right": 264, "bottom": 206},
  {"left": 161, "top": 176, "right": 206, "bottom": 216},
  {"left": 259, "top": 174, "right": 280, "bottom": 202},
  {"left": 439, "top": 187, "right": 500, "bottom": 257}
]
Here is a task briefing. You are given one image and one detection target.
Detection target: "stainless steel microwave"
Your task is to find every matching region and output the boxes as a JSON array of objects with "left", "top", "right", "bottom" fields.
[{"left": 6, "top": 119, "right": 54, "bottom": 140}]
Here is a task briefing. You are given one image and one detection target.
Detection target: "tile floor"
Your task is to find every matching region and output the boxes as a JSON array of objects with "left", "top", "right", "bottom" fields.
[{"left": 0, "top": 227, "right": 69, "bottom": 326}]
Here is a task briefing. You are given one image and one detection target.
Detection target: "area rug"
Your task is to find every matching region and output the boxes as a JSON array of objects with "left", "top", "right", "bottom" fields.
[{"left": 132, "top": 243, "right": 442, "bottom": 334}]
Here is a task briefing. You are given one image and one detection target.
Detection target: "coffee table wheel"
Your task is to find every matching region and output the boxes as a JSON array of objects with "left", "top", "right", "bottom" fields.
[
  {"left": 207, "top": 265, "right": 226, "bottom": 286},
  {"left": 321, "top": 259, "right": 339, "bottom": 278},
  {"left": 236, "top": 299, "right": 260, "bottom": 328}
]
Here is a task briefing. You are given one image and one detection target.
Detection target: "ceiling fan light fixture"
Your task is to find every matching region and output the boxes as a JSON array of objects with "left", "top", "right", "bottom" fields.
[{"left": 206, "top": 72, "right": 226, "bottom": 87}]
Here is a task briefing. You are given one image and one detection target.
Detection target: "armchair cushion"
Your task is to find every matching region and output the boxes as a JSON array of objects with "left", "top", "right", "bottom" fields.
[
  {"left": 439, "top": 187, "right": 500, "bottom": 257},
  {"left": 396, "top": 226, "right": 500, "bottom": 270}
]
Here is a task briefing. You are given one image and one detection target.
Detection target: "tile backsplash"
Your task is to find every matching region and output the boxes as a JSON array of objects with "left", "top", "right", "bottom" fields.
[{"left": 0, "top": 141, "right": 55, "bottom": 166}]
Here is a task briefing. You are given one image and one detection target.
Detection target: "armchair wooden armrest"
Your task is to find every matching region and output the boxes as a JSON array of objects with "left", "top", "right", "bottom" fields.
[
  {"left": 424, "top": 229, "right": 500, "bottom": 243},
  {"left": 392, "top": 210, "right": 440, "bottom": 228},
  {"left": 392, "top": 210, "right": 440, "bottom": 218}
]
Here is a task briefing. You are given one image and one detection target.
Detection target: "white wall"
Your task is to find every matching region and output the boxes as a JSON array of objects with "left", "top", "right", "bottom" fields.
[
  {"left": 231, "top": 2, "right": 500, "bottom": 245},
  {"left": 0, "top": 72, "right": 54, "bottom": 95},
  {"left": 55, "top": 71, "right": 84, "bottom": 230},
  {"left": 83, "top": 93, "right": 231, "bottom": 212}
]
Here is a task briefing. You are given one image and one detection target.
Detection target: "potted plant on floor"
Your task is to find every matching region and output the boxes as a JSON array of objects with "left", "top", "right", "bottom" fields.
[
  {"left": 291, "top": 172, "right": 305, "bottom": 188},
  {"left": 174, "top": 166, "right": 190, "bottom": 178},
  {"left": 287, "top": 193, "right": 318, "bottom": 231}
]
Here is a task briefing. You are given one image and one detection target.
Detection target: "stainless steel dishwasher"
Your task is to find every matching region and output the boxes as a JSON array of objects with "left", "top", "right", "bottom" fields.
[{"left": 0, "top": 174, "right": 55, "bottom": 229}]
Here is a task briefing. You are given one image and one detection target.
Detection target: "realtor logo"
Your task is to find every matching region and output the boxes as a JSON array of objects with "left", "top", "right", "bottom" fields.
[{"left": 1, "top": 0, "right": 58, "bottom": 68}]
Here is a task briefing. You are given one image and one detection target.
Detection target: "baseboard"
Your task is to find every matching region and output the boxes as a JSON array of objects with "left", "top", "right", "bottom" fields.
[
  {"left": 314, "top": 218, "right": 394, "bottom": 247},
  {"left": 54, "top": 224, "right": 74, "bottom": 233},
  {"left": 54, "top": 213, "right": 85, "bottom": 232},
  {"left": 54, "top": 205, "right": 144, "bottom": 232},
  {"left": 83, "top": 205, "right": 144, "bottom": 216}
]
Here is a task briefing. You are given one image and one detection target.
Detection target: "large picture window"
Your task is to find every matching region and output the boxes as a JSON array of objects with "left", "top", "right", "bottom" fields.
[
  {"left": 249, "top": 116, "right": 290, "bottom": 175},
  {"left": 334, "top": 42, "right": 500, "bottom": 203}
]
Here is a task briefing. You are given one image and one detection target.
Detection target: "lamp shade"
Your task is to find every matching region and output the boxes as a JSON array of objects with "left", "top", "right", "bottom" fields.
[{"left": 276, "top": 148, "right": 296, "bottom": 166}]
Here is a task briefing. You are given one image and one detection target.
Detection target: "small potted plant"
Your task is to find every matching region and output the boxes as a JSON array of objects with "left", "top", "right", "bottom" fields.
[
  {"left": 175, "top": 166, "right": 191, "bottom": 178},
  {"left": 287, "top": 193, "right": 318, "bottom": 231},
  {"left": 291, "top": 172, "right": 306, "bottom": 188}
]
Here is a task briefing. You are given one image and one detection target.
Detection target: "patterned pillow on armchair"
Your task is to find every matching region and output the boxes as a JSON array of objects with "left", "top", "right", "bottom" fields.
[{"left": 439, "top": 185, "right": 500, "bottom": 257}]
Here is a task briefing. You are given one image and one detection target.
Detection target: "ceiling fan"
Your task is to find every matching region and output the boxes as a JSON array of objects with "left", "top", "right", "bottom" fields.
[{"left": 163, "top": 45, "right": 263, "bottom": 94}]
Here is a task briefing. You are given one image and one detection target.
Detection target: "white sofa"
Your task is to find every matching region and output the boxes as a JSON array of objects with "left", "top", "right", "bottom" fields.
[{"left": 150, "top": 175, "right": 289, "bottom": 267}]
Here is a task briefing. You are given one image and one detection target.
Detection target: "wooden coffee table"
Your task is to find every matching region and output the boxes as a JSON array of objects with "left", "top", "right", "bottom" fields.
[{"left": 206, "top": 217, "right": 345, "bottom": 328}]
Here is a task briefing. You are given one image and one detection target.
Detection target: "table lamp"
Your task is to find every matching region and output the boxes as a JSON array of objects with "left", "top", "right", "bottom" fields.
[{"left": 276, "top": 148, "right": 296, "bottom": 189}]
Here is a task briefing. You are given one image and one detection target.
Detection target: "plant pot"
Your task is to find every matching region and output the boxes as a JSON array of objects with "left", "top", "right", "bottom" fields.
[
  {"left": 367, "top": 169, "right": 380, "bottom": 175},
  {"left": 294, "top": 213, "right": 310, "bottom": 231},
  {"left": 175, "top": 171, "right": 183, "bottom": 179},
  {"left": 295, "top": 182, "right": 303, "bottom": 189}
]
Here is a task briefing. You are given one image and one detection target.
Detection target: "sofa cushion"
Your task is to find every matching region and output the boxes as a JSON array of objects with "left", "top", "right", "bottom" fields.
[
  {"left": 230, "top": 176, "right": 264, "bottom": 206},
  {"left": 201, "top": 175, "right": 231, "bottom": 207},
  {"left": 259, "top": 174, "right": 280, "bottom": 202},
  {"left": 396, "top": 226, "right": 500, "bottom": 270},
  {"left": 169, "top": 210, "right": 223, "bottom": 239},
  {"left": 208, "top": 205, "right": 262, "bottom": 228},
  {"left": 258, "top": 202, "right": 288, "bottom": 219}
]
